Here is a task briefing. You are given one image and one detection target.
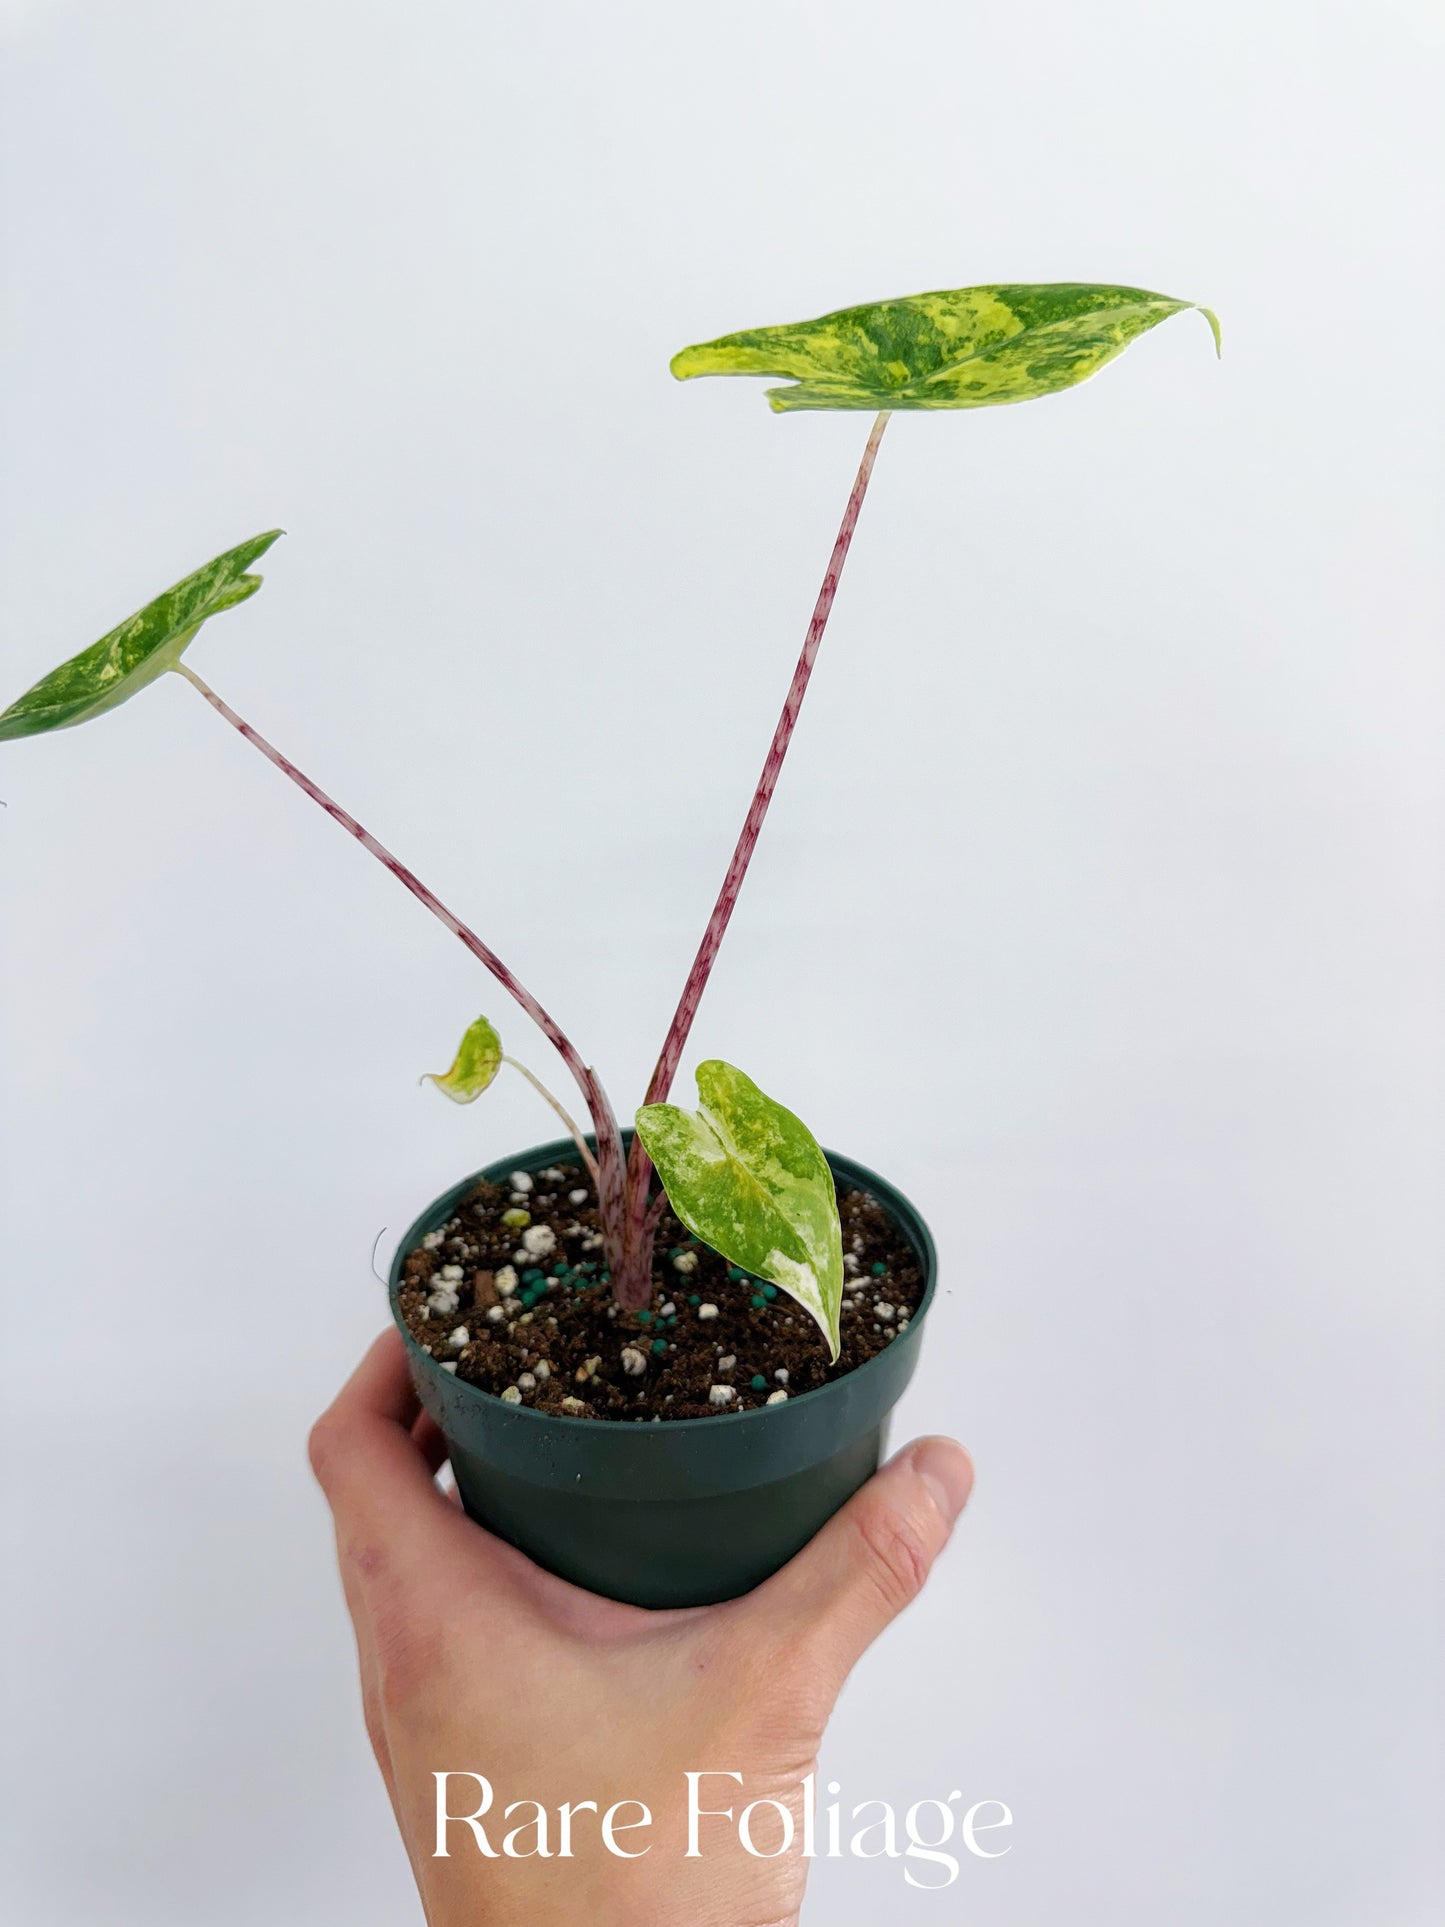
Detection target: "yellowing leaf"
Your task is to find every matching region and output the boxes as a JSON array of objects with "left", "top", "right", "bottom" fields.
[
  {"left": 0, "top": 531, "right": 283, "bottom": 742},
  {"left": 671, "top": 282, "right": 1219, "bottom": 413},
  {"left": 423, "top": 1015, "right": 503, "bottom": 1103},
  {"left": 636, "top": 1060, "right": 843, "bottom": 1359}
]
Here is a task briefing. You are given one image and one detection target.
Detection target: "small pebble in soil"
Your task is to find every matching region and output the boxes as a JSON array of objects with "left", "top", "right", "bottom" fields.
[
  {"left": 698, "top": 1303, "right": 719, "bottom": 1321},
  {"left": 423, "top": 1230, "right": 445, "bottom": 1251},
  {"left": 541, "top": 1167, "right": 566, "bottom": 1183},
  {"left": 766, "top": 1389, "right": 789, "bottom": 1405},
  {"left": 509, "top": 1171, "right": 534, "bottom": 1193},
  {"left": 496, "top": 1266, "right": 518, "bottom": 1296},
  {"left": 775, "top": 1368, "right": 789, "bottom": 1385},
  {"left": 718, "top": 1355, "right": 737, "bottom": 1372},
  {"left": 533, "top": 1360, "right": 550, "bottom": 1380},
  {"left": 569, "top": 1188, "right": 589, "bottom": 1204},
  {"left": 708, "top": 1385, "right": 735, "bottom": 1406},
  {"left": 561, "top": 1395, "right": 586, "bottom": 1414},
  {"left": 440, "top": 1265, "right": 463, "bottom": 1282},
  {"left": 447, "top": 1326, "right": 469, "bottom": 1349},
  {"left": 501, "top": 1208, "right": 530, "bottom": 1228},
  {"left": 486, "top": 1305, "right": 505, "bottom": 1323},
  {"left": 660, "top": 1301, "right": 676, "bottom": 1316},
  {"left": 518, "top": 1372, "right": 537, "bottom": 1392},
  {"left": 673, "top": 1250, "right": 698, "bottom": 1273},
  {"left": 521, "top": 1225, "right": 557, "bottom": 1257},
  {"left": 500, "top": 1385, "right": 522, "bottom": 1404},
  {"left": 876, "top": 1302, "right": 895, "bottom": 1322},
  {"left": 621, "top": 1347, "right": 646, "bottom": 1377},
  {"left": 440, "top": 1361, "right": 458, "bottom": 1374}
]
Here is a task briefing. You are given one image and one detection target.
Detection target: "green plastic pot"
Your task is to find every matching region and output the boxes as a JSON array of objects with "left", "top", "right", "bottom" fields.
[{"left": 389, "top": 1134, "right": 937, "bottom": 1609}]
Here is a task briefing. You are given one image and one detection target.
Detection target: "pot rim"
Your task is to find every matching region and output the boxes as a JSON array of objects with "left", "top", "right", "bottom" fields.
[{"left": 389, "top": 1134, "right": 937, "bottom": 1434}]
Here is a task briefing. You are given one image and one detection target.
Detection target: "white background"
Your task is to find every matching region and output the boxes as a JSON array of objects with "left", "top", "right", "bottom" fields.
[{"left": 2, "top": 2, "right": 1441, "bottom": 1921}]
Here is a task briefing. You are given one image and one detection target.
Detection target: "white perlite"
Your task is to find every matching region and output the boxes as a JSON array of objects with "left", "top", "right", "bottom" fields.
[
  {"left": 569, "top": 1188, "right": 589, "bottom": 1205},
  {"left": 620, "top": 1347, "right": 647, "bottom": 1377},
  {"left": 672, "top": 1250, "right": 698, "bottom": 1273},
  {"left": 766, "top": 1389, "right": 789, "bottom": 1405},
  {"left": 697, "top": 1303, "right": 719, "bottom": 1321},
  {"left": 447, "top": 1326, "right": 469, "bottom": 1349},
  {"left": 486, "top": 1305, "right": 505, "bottom": 1324},
  {"left": 500, "top": 1385, "right": 522, "bottom": 1404},
  {"left": 440, "top": 1361, "right": 458, "bottom": 1375},
  {"left": 708, "top": 1385, "right": 735, "bottom": 1407},
  {"left": 660, "top": 1301, "right": 676, "bottom": 1317},
  {"left": 521, "top": 1224, "right": 557, "bottom": 1257},
  {"left": 509, "top": 1171, "right": 534, "bottom": 1193},
  {"left": 495, "top": 1266, "right": 518, "bottom": 1297},
  {"left": 561, "top": 1396, "right": 587, "bottom": 1414},
  {"left": 774, "top": 1368, "right": 789, "bottom": 1385},
  {"left": 875, "top": 1302, "right": 896, "bottom": 1322},
  {"left": 422, "top": 1230, "right": 445, "bottom": 1251},
  {"left": 517, "top": 1372, "right": 537, "bottom": 1392},
  {"left": 542, "top": 1167, "right": 566, "bottom": 1183},
  {"left": 439, "top": 1264, "right": 464, "bottom": 1282},
  {"left": 533, "top": 1360, "right": 551, "bottom": 1381},
  {"left": 717, "top": 1355, "right": 737, "bottom": 1373}
]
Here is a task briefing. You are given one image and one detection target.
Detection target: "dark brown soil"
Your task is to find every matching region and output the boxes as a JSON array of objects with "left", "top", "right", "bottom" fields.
[{"left": 397, "top": 1161, "right": 925, "bottom": 1422}]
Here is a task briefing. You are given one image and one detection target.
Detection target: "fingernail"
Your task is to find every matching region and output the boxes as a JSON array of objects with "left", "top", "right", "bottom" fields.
[{"left": 911, "top": 1438, "right": 973, "bottom": 1528}]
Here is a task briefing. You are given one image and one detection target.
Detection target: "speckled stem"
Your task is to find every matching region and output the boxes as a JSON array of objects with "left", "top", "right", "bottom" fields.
[
  {"left": 620, "top": 412, "right": 892, "bottom": 1251},
  {"left": 174, "top": 662, "right": 629, "bottom": 1263}
]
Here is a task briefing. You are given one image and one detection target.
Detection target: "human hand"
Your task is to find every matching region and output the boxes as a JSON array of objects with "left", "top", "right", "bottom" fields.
[{"left": 309, "top": 1329, "right": 972, "bottom": 1927}]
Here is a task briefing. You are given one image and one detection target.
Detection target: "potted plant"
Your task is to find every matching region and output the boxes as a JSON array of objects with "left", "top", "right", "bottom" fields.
[{"left": 2, "top": 281, "right": 1217, "bottom": 1607}]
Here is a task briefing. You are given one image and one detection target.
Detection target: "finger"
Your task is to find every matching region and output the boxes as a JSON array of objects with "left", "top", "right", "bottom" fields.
[
  {"left": 308, "top": 1329, "right": 468, "bottom": 1558},
  {"left": 411, "top": 1409, "right": 450, "bottom": 1477},
  {"left": 745, "top": 1436, "right": 972, "bottom": 1695}
]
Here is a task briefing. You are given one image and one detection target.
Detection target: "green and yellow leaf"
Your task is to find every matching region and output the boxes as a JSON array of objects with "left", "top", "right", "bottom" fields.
[
  {"left": 636, "top": 1059, "right": 844, "bottom": 1360},
  {"left": 423, "top": 1015, "right": 504, "bottom": 1103},
  {"left": 671, "top": 282, "right": 1219, "bottom": 413},
  {"left": 0, "top": 530, "right": 283, "bottom": 742}
]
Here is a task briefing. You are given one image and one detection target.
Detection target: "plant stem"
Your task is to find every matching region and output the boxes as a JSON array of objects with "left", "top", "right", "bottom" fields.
[
  {"left": 502, "top": 1057, "right": 599, "bottom": 1185},
  {"left": 620, "top": 410, "right": 892, "bottom": 1245},
  {"left": 172, "top": 661, "right": 628, "bottom": 1259}
]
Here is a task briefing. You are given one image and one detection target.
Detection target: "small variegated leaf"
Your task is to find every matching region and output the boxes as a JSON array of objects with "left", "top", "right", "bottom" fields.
[
  {"left": 671, "top": 282, "right": 1220, "bottom": 414},
  {"left": 0, "top": 530, "right": 283, "bottom": 742},
  {"left": 423, "top": 1015, "right": 504, "bottom": 1103},
  {"left": 636, "top": 1059, "right": 843, "bottom": 1360}
]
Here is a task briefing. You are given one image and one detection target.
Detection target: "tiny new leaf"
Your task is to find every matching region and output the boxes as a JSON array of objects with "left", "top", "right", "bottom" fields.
[
  {"left": 671, "top": 282, "right": 1220, "bottom": 414},
  {"left": 423, "top": 1015, "right": 503, "bottom": 1103},
  {"left": 0, "top": 530, "right": 284, "bottom": 742},
  {"left": 635, "top": 1059, "right": 844, "bottom": 1359}
]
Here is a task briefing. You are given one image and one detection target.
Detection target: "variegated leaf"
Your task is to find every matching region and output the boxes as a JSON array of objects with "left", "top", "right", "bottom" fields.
[
  {"left": 636, "top": 1059, "right": 843, "bottom": 1359},
  {"left": 671, "top": 282, "right": 1219, "bottom": 413},
  {"left": 0, "top": 530, "right": 283, "bottom": 741},
  {"left": 423, "top": 1015, "right": 503, "bottom": 1103}
]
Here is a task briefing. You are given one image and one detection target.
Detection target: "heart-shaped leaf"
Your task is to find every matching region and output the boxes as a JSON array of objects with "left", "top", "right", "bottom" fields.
[
  {"left": 0, "top": 530, "right": 283, "bottom": 742},
  {"left": 423, "top": 1015, "right": 504, "bottom": 1103},
  {"left": 671, "top": 282, "right": 1219, "bottom": 413},
  {"left": 636, "top": 1059, "right": 843, "bottom": 1360}
]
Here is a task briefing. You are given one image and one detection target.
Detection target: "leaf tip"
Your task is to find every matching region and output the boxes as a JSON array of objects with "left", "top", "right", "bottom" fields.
[{"left": 1197, "top": 305, "right": 1223, "bottom": 358}]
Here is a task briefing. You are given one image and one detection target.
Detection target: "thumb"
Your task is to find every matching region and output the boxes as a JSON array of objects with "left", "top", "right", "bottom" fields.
[{"left": 749, "top": 1437, "right": 973, "bottom": 1693}]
